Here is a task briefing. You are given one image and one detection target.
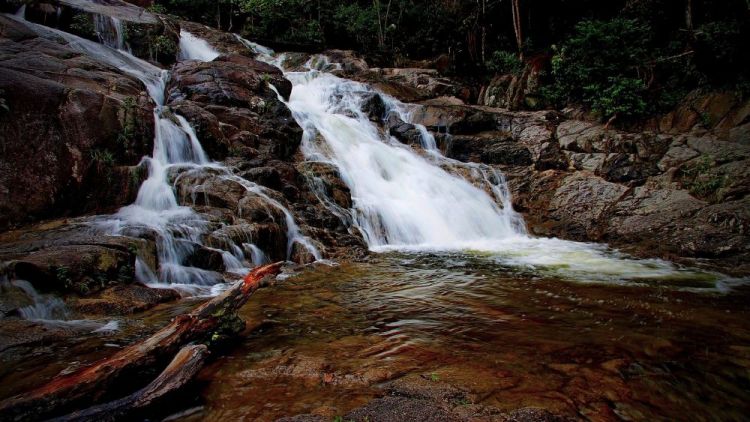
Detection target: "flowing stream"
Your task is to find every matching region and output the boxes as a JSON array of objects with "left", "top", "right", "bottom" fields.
[
  {"left": 252, "top": 50, "right": 738, "bottom": 289},
  {"left": 1, "top": 15, "right": 749, "bottom": 420},
  {"left": 7, "top": 15, "right": 319, "bottom": 296}
]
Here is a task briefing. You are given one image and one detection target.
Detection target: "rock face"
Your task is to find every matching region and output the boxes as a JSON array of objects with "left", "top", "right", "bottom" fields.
[
  {"left": 0, "top": 15, "right": 154, "bottom": 230},
  {"left": 401, "top": 99, "right": 750, "bottom": 273},
  {"left": 165, "top": 54, "right": 365, "bottom": 261},
  {"left": 0, "top": 219, "right": 157, "bottom": 295}
]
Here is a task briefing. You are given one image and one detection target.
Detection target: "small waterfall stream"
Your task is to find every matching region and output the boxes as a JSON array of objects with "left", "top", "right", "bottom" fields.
[
  {"left": 8, "top": 15, "right": 319, "bottom": 295},
  {"left": 178, "top": 30, "right": 220, "bottom": 61},
  {"left": 93, "top": 14, "right": 128, "bottom": 51}
]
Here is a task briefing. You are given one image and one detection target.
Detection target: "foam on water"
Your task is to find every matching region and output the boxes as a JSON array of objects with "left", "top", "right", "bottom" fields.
[
  {"left": 178, "top": 30, "right": 220, "bottom": 62},
  {"left": 245, "top": 48, "right": 740, "bottom": 287}
]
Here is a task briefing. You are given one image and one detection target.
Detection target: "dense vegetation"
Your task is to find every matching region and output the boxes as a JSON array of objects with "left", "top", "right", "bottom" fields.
[{"left": 155, "top": 0, "right": 749, "bottom": 121}]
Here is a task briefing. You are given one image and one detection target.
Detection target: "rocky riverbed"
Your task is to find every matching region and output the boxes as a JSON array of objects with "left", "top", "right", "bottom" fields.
[{"left": 0, "top": 0, "right": 748, "bottom": 420}]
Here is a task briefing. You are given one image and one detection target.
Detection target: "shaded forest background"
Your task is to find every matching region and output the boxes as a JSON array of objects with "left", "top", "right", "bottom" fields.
[{"left": 154, "top": 1, "right": 749, "bottom": 119}]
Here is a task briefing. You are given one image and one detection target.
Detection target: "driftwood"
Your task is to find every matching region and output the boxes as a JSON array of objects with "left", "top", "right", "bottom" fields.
[
  {"left": 51, "top": 344, "right": 209, "bottom": 422},
  {"left": 0, "top": 262, "right": 283, "bottom": 422}
]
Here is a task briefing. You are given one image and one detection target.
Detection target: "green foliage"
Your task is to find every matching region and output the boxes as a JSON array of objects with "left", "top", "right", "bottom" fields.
[
  {"left": 69, "top": 13, "right": 95, "bottom": 39},
  {"left": 486, "top": 51, "right": 523, "bottom": 76},
  {"left": 682, "top": 156, "right": 727, "bottom": 200},
  {"left": 118, "top": 96, "right": 138, "bottom": 156},
  {"left": 150, "top": 0, "right": 749, "bottom": 117},
  {"left": 150, "top": 34, "right": 177, "bottom": 62},
  {"left": 545, "top": 18, "right": 651, "bottom": 120},
  {"left": 239, "top": 0, "right": 324, "bottom": 44},
  {"left": 91, "top": 149, "right": 115, "bottom": 183},
  {"left": 147, "top": 3, "right": 167, "bottom": 14},
  {"left": 91, "top": 149, "right": 115, "bottom": 168},
  {"left": 430, "top": 372, "right": 440, "bottom": 382},
  {"left": 586, "top": 77, "right": 648, "bottom": 120},
  {"left": 332, "top": 3, "right": 378, "bottom": 49}
]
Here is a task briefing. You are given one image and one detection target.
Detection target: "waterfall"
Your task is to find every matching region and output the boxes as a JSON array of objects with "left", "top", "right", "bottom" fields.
[
  {"left": 277, "top": 67, "right": 524, "bottom": 249},
  {"left": 93, "top": 14, "right": 128, "bottom": 51},
  {"left": 233, "top": 33, "right": 274, "bottom": 57},
  {"left": 178, "top": 30, "right": 220, "bottom": 62},
  {"left": 14, "top": 4, "right": 25, "bottom": 18},
  {"left": 232, "top": 46, "right": 720, "bottom": 283},
  {"left": 9, "top": 15, "right": 320, "bottom": 293}
]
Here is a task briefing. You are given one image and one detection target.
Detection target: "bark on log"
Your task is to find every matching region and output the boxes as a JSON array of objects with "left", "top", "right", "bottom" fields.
[
  {"left": 51, "top": 344, "right": 209, "bottom": 422},
  {"left": 0, "top": 262, "right": 283, "bottom": 422}
]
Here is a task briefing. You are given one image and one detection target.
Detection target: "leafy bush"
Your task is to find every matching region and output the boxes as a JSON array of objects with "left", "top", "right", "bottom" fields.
[
  {"left": 69, "top": 13, "right": 96, "bottom": 39},
  {"left": 150, "top": 34, "right": 177, "bottom": 62},
  {"left": 545, "top": 18, "right": 652, "bottom": 120},
  {"left": 486, "top": 51, "right": 523, "bottom": 75},
  {"left": 585, "top": 77, "right": 648, "bottom": 120}
]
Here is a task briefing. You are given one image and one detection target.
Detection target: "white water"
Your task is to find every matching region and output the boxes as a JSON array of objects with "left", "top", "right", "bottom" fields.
[
  {"left": 14, "top": 4, "right": 25, "bottom": 18},
  {"left": 93, "top": 14, "right": 128, "bottom": 51},
  {"left": 6, "top": 279, "right": 119, "bottom": 332},
  {"left": 233, "top": 33, "right": 275, "bottom": 57},
  {"left": 178, "top": 30, "right": 220, "bottom": 62},
  {"left": 9, "top": 15, "right": 319, "bottom": 295},
  {"left": 249, "top": 50, "right": 738, "bottom": 287}
]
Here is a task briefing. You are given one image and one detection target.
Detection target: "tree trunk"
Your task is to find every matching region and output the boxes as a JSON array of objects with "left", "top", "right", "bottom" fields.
[
  {"left": 685, "top": 0, "right": 693, "bottom": 30},
  {"left": 511, "top": 0, "right": 524, "bottom": 60},
  {"left": 0, "top": 263, "right": 283, "bottom": 422},
  {"left": 51, "top": 345, "right": 209, "bottom": 422}
]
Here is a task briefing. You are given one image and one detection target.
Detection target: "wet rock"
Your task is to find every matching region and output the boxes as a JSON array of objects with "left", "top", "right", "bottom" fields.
[
  {"left": 323, "top": 50, "right": 369, "bottom": 76},
  {"left": 448, "top": 134, "right": 532, "bottom": 166},
  {"left": 0, "top": 15, "right": 155, "bottom": 230},
  {"left": 297, "top": 162, "right": 353, "bottom": 210},
  {"left": 0, "top": 282, "right": 34, "bottom": 317},
  {"left": 358, "top": 67, "right": 469, "bottom": 103},
  {"left": 179, "top": 20, "right": 253, "bottom": 58},
  {"left": 70, "top": 283, "right": 180, "bottom": 315},
  {"left": 8, "top": 244, "right": 134, "bottom": 295},
  {"left": 25, "top": 0, "right": 179, "bottom": 66},
  {"left": 548, "top": 173, "right": 629, "bottom": 240},
  {"left": 0, "top": 319, "right": 76, "bottom": 352},
  {"left": 168, "top": 56, "right": 301, "bottom": 162},
  {"left": 206, "top": 223, "right": 286, "bottom": 262},
  {"left": 186, "top": 246, "right": 225, "bottom": 272},
  {"left": 361, "top": 92, "right": 386, "bottom": 121}
]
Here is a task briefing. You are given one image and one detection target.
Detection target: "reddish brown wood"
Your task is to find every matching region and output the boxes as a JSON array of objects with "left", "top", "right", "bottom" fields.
[
  {"left": 0, "top": 262, "right": 282, "bottom": 422},
  {"left": 52, "top": 344, "right": 209, "bottom": 422}
]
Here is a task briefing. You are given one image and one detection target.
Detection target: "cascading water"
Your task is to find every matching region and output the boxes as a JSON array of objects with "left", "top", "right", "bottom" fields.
[
  {"left": 93, "top": 14, "right": 128, "bottom": 51},
  {"left": 250, "top": 49, "right": 735, "bottom": 285},
  {"left": 9, "top": 15, "right": 319, "bottom": 295},
  {"left": 178, "top": 30, "right": 220, "bottom": 62}
]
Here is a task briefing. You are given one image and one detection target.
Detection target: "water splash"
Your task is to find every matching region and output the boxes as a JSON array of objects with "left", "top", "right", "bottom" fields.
[
  {"left": 178, "top": 30, "right": 220, "bottom": 61},
  {"left": 240, "top": 48, "right": 735, "bottom": 286}
]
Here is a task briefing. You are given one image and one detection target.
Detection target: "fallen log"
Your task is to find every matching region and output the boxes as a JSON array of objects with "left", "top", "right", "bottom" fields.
[
  {"left": 0, "top": 262, "right": 283, "bottom": 422},
  {"left": 51, "top": 344, "right": 209, "bottom": 422}
]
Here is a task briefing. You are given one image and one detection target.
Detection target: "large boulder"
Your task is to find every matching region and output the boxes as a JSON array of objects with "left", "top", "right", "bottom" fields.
[
  {"left": 0, "top": 15, "right": 154, "bottom": 230},
  {"left": 167, "top": 55, "right": 300, "bottom": 161},
  {"left": 0, "top": 219, "right": 158, "bottom": 295}
]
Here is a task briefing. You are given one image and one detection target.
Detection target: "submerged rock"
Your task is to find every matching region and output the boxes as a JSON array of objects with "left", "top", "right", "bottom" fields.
[{"left": 70, "top": 283, "right": 180, "bottom": 315}]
